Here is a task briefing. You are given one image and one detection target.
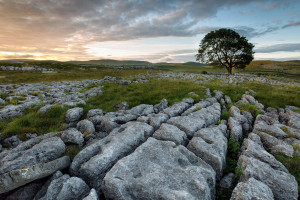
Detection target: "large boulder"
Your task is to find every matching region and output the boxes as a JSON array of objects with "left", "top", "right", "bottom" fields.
[
  {"left": 230, "top": 178, "right": 274, "bottom": 200},
  {"left": 102, "top": 138, "right": 216, "bottom": 200},
  {"left": 70, "top": 122, "right": 154, "bottom": 191}
]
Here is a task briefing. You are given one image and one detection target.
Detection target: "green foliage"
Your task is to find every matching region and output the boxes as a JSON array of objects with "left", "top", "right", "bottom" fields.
[
  {"left": 196, "top": 28, "right": 254, "bottom": 75},
  {"left": 236, "top": 103, "right": 261, "bottom": 117},
  {"left": 201, "top": 70, "right": 208, "bottom": 74},
  {"left": 216, "top": 189, "right": 233, "bottom": 200},
  {"left": 84, "top": 80, "right": 206, "bottom": 112},
  {"left": 65, "top": 145, "right": 81, "bottom": 161},
  {"left": 275, "top": 153, "right": 300, "bottom": 192},
  {"left": 78, "top": 83, "right": 100, "bottom": 93},
  {"left": 223, "top": 137, "right": 241, "bottom": 175},
  {"left": 1, "top": 105, "right": 67, "bottom": 140},
  {"left": 221, "top": 111, "right": 230, "bottom": 120},
  {"left": 280, "top": 126, "right": 297, "bottom": 138}
]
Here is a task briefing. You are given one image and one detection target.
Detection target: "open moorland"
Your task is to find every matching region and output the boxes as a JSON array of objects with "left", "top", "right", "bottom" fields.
[{"left": 0, "top": 59, "right": 300, "bottom": 199}]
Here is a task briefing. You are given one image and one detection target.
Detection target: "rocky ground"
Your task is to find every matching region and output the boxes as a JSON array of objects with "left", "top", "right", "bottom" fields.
[{"left": 0, "top": 73, "right": 299, "bottom": 200}]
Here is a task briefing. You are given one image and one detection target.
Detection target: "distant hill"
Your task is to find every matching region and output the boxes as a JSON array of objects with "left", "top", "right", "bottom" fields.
[{"left": 69, "top": 59, "right": 152, "bottom": 66}]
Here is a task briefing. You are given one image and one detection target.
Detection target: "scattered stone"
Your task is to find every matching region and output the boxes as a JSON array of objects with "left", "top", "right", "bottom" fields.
[
  {"left": 113, "top": 102, "right": 129, "bottom": 111},
  {"left": 61, "top": 128, "right": 84, "bottom": 145},
  {"left": 65, "top": 107, "right": 83, "bottom": 123},
  {"left": 0, "top": 105, "right": 24, "bottom": 120},
  {"left": 153, "top": 98, "right": 168, "bottom": 113},
  {"left": 3, "top": 135, "right": 22, "bottom": 148},
  {"left": 77, "top": 119, "right": 95, "bottom": 135}
]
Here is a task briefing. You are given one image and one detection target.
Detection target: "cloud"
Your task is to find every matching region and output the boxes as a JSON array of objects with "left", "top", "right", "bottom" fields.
[
  {"left": 0, "top": 0, "right": 296, "bottom": 61},
  {"left": 282, "top": 21, "right": 300, "bottom": 29},
  {"left": 255, "top": 43, "right": 300, "bottom": 53}
]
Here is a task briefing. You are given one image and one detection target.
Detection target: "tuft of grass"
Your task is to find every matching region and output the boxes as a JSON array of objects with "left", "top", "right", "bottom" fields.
[
  {"left": 280, "top": 126, "right": 297, "bottom": 138},
  {"left": 221, "top": 111, "right": 230, "bottom": 120},
  {"left": 65, "top": 144, "right": 81, "bottom": 161},
  {"left": 275, "top": 153, "right": 300, "bottom": 192},
  {"left": 236, "top": 103, "right": 259, "bottom": 117},
  {"left": 223, "top": 137, "right": 241, "bottom": 175},
  {"left": 1, "top": 105, "right": 68, "bottom": 140}
]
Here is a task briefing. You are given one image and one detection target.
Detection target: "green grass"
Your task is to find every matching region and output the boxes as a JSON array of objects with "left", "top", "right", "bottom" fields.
[
  {"left": 0, "top": 68, "right": 159, "bottom": 84},
  {"left": 221, "top": 111, "right": 230, "bottom": 120},
  {"left": 275, "top": 153, "right": 300, "bottom": 192},
  {"left": 65, "top": 144, "right": 81, "bottom": 161},
  {"left": 83, "top": 80, "right": 206, "bottom": 113},
  {"left": 1, "top": 105, "right": 68, "bottom": 140},
  {"left": 203, "top": 79, "right": 300, "bottom": 108}
]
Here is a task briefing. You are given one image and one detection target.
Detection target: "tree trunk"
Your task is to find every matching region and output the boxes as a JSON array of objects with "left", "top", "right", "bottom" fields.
[{"left": 227, "top": 67, "right": 232, "bottom": 76}]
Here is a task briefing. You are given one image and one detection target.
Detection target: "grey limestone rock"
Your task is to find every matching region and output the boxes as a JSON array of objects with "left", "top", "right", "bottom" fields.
[
  {"left": 214, "top": 90, "right": 223, "bottom": 101},
  {"left": 38, "top": 104, "right": 53, "bottom": 114},
  {"left": 225, "top": 95, "right": 232, "bottom": 104},
  {"left": 153, "top": 98, "right": 168, "bottom": 113},
  {"left": 3, "top": 135, "right": 22, "bottom": 148},
  {"left": 163, "top": 101, "right": 190, "bottom": 117},
  {"left": 238, "top": 155, "right": 298, "bottom": 200},
  {"left": 56, "top": 177, "right": 90, "bottom": 200},
  {"left": 77, "top": 119, "right": 95, "bottom": 135},
  {"left": 61, "top": 128, "right": 84, "bottom": 145},
  {"left": 102, "top": 137, "right": 216, "bottom": 200},
  {"left": 82, "top": 189, "right": 99, "bottom": 200},
  {"left": 230, "top": 178, "right": 274, "bottom": 200},
  {"left": 168, "top": 103, "right": 221, "bottom": 138},
  {"left": 85, "top": 86, "right": 103, "bottom": 98},
  {"left": 153, "top": 123, "right": 188, "bottom": 145},
  {"left": 0, "top": 136, "right": 65, "bottom": 175},
  {"left": 0, "top": 105, "right": 24, "bottom": 120},
  {"left": 255, "top": 131, "right": 294, "bottom": 157},
  {"left": 129, "top": 104, "right": 154, "bottom": 116},
  {"left": 187, "top": 123, "right": 228, "bottom": 180},
  {"left": 228, "top": 117, "right": 243, "bottom": 142},
  {"left": 70, "top": 122, "right": 154, "bottom": 191},
  {"left": 148, "top": 113, "right": 169, "bottom": 129},
  {"left": 0, "top": 156, "right": 70, "bottom": 194},
  {"left": 65, "top": 107, "right": 83, "bottom": 123},
  {"left": 219, "top": 173, "right": 235, "bottom": 192},
  {"left": 113, "top": 102, "right": 129, "bottom": 111}
]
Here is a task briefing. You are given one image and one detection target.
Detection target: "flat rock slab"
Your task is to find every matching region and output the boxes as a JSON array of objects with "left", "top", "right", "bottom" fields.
[
  {"left": 230, "top": 178, "right": 274, "bottom": 200},
  {"left": 0, "top": 136, "right": 65, "bottom": 175},
  {"left": 167, "top": 103, "right": 220, "bottom": 138},
  {"left": 163, "top": 102, "right": 190, "bottom": 117},
  {"left": 102, "top": 137, "right": 216, "bottom": 200},
  {"left": 153, "top": 123, "right": 188, "bottom": 145},
  {"left": 70, "top": 122, "right": 154, "bottom": 191},
  {"left": 0, "top": 156, "right": 70, "bottom": 194},
  {"left": 238, "top": 155, "right": 298, "bottom": 200},
  {"left": 187, "top": 124, "right": 228, "bottom": 180}
]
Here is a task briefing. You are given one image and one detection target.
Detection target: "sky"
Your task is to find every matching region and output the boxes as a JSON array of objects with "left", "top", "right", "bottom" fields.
[{"left": 0, "top": 0, "right": 300, "bottom": 63}]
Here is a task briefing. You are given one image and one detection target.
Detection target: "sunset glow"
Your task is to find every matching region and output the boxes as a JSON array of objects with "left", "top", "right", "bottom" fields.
[{"left": 0, "top": 0, "right": 299, "bottom": 62}]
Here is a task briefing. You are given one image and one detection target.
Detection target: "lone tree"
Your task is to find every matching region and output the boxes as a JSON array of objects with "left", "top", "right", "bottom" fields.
[{"left": 196, "top": 28, "right": 254, "bottom": 75}]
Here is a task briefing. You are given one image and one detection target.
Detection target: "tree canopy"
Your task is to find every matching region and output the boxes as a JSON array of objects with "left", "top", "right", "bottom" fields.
[{"left": 196, "top": 28, "right": 254, "bottom": 75}]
